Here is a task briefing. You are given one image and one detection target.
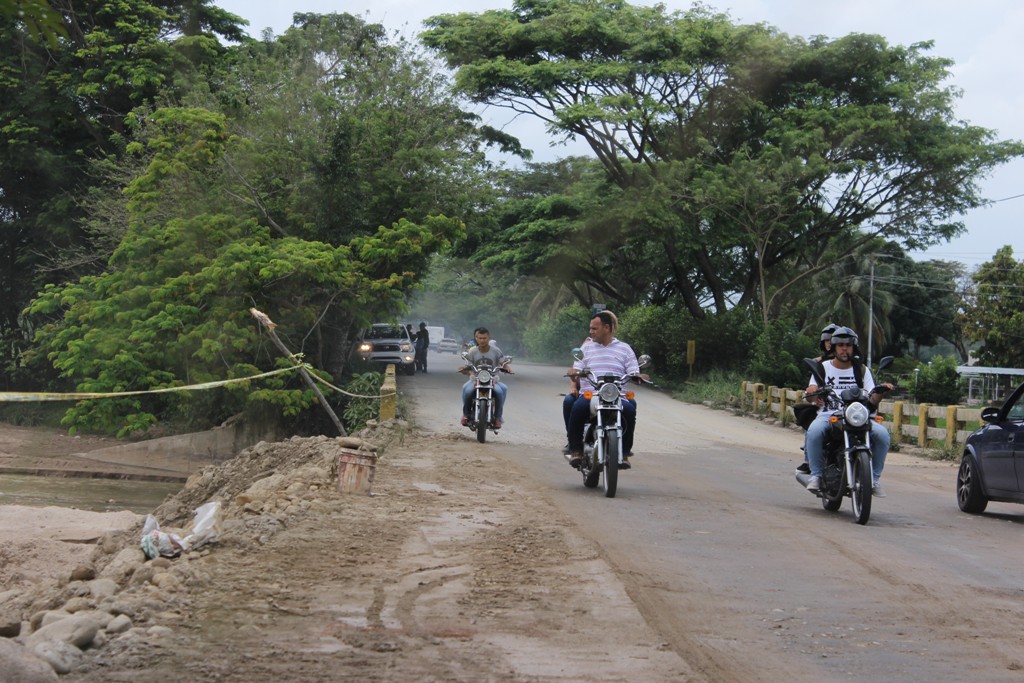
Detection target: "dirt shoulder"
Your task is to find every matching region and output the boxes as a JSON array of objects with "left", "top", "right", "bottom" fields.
[{"left": 3, "top": 424, "right": 691, "bottom": 681}]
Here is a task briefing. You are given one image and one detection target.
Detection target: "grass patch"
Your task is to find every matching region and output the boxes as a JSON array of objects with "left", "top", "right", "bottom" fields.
[{"left": 672, "top": 370, "right": 745, "bottom": 408}]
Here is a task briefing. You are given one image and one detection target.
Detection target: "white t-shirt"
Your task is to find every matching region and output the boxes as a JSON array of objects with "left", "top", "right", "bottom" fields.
[{"left": 810, "top": 360, "right": 876, "bottom": 413}]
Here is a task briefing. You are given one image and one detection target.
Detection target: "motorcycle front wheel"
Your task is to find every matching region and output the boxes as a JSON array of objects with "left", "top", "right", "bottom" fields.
[
  {"left": 602, "top": 431, "right": 619, "bottom": 498},
  {"left": 476, "top": 398, "right": 488, "bottom": 443},
  {"left": 850, "top": 450, "right": 872, "bottom": 525}
]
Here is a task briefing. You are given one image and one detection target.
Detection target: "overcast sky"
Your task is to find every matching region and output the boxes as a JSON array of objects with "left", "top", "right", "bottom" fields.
[{"left": 214, "top": 0, "right": 1024, "bottom": 266}]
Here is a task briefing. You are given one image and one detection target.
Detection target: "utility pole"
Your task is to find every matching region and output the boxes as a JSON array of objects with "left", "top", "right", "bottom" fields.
[{"left": 867, "top": 255, "right": 875, "bottom": 364}]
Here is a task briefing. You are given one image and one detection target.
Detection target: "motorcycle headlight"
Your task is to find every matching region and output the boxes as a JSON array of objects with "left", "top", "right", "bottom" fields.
[
  {"left": 598, "top": 383, "right": 620, "bottom": 403},
  {"left": 477, "top": 369, "right": 493, "bottom": 383},
  {"left": 845, "top": 402, "right": 870, "bottom": 427}
]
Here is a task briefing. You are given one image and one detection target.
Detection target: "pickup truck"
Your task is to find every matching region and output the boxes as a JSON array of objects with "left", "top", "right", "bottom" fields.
[{"left": 356, "top": 324, "right": 416, "bottom": 375}]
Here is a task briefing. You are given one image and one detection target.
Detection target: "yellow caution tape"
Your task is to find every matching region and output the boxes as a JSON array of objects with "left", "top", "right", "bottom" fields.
[
  {"left": 0, "top": 366, "right": 301, "bottom": 402},
  {"left": 1, "top": 363, "right": 399, "bottom": 402}
]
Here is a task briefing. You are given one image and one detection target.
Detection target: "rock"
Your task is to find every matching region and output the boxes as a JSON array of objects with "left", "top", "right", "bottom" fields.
[
  {"left": 30, "top": 638, "right": 84, "bottom": 675},
  {"left": 106, "top": 614, "right": 132, "bottom": 634},
  {"left": 99, "top": 547, "right": 145, "bottom": 584},
  {"left": 26, "top": 614, "right": 102, "bottom": 649},
  {"left": 69, "top": 565, "right": 95, "bottom": 582},
  {"left": 0, "top": 638, "right": 59, "bottom": 682},
  {"left": 38, "top": 610, "right": 71, "bottom": 629},
  {"left": 0, "top": 618, "right": 21, "bottom": 638},
  {"left": 88, "top": 578, "right": 119, "bottom": 600},
  {"left": 62, "top": 597, "right": 91, "bottom": 614}
]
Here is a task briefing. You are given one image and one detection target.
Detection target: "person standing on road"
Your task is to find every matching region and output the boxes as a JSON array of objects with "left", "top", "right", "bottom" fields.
[
  {"left": 458, "top": 327, "right": 511, "bottom": 428},
  {"left": 415, "top": 322, "right": 430, "bottom": 373},
  {"left": 803, "top": 326, "right": 894, "bottom": 497},
  {"left": 564, "top": 311, "right": 647, "bottom": 469}
]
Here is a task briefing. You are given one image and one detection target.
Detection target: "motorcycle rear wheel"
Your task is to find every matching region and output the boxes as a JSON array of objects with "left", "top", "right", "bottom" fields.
[
  {"left": 476, "top": 399, "right": 488, "bottom": 443},
  {"left": 821, "top": 464, "right": 843, "bottom": 511},
  {"left": 603, "top": 431, "right": 619, "bottom": 498},
  {"left": 850, "top": 450, "right": 872, "bottom": 525}
]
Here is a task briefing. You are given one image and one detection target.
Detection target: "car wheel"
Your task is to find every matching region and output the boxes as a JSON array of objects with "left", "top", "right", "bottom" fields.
[{"left": 957, "top": 453, "right": 988, "bottom": 514}]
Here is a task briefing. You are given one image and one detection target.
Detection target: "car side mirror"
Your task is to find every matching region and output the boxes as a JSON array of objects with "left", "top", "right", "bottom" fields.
[{"left": 980, "top": 406, "right": 1001, "bottom": 424}]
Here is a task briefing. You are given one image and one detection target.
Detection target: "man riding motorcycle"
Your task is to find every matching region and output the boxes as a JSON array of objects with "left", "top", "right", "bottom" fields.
[
  {"left": 564, "top": 310, "right": 647, "bottom": 469},
  {"left": 458, "top": 327, "right": 511, "bottom": 428},
  {"left": 803, "top": 326, "right": 894, "bottom": 497}
]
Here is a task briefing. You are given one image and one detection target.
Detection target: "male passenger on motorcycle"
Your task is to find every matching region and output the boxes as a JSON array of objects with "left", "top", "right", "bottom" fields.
[
  {"left": 803, "top": 326, "right": 894, "bottom": 497},
  {"left": 564, "top": 311, "right": 647, "bottom": 469},
  {"left": 458, "top": 327, "right": 511, "bottom": 428}
]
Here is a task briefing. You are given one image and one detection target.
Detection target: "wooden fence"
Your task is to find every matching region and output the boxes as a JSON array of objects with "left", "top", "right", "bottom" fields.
[{"left": 739, "top": 381, "right": 982, "bottom": 449}]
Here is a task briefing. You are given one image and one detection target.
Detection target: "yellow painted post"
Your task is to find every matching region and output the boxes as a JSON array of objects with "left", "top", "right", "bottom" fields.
[
  {"left": 917, "top": 403, "right": 930, "bottom": 447},
  {"left": 739, "top": 381, "right": 747, "bottom": 410},
  {"left": 754, "top": 383, "right": 765, "bottom": 413},
  {"left": 779, "top": 388, "right": 789, "bottom": 425},
  {"left": 891, "top": 401, "right": 904, "bottom": 445},
  {"left": 380, "top": 364, "right": 397, "bottom": 421},
  {"left": 946, "top": 405, "right": 960, "bottom": 449}
]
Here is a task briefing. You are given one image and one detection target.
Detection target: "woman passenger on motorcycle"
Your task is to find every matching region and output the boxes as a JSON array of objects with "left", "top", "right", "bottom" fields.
[
  {"left": 564, "top": 311, "right": 647, "bottom": 469},
  {"left": 803, "top": 327, "right": 894, "bottom": 497},
  {"left": 796, "top": 322, "right": 841, "bottom": 474},
  {"left": 458, "top": 327, "right": 511, "bottom": 428},
  {"left": 816, "top": 323, "right": 839, "bottom": 361}
]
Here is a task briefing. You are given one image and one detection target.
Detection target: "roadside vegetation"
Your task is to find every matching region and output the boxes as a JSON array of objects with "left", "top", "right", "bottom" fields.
[{"left": 2, "top": 0, "right": 1022, "bottom": 439}]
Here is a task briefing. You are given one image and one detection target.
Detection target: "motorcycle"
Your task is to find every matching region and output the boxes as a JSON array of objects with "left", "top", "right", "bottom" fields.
[
  {"left": 567, "top": 348, "right": 652, "bottom": 498},
  {"left": 461, "top": 352, "right": 512, "bottom": 443},
  {"left": 795, "top": 356, "right": 894, "bottom": 525}
]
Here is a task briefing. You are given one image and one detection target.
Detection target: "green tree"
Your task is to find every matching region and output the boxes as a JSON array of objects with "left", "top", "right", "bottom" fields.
[
  {"left": 24, "top": 107, "right": 465, "bottom": 435},
  {"left": 0, "top": 0, "right": 245, "bottom": 385},
  {"left": 422, "top": 0, "right": 1023, "bottom": 322},
  {"left": 960, "top": 246, "right": 1024, "bottom": 368}
]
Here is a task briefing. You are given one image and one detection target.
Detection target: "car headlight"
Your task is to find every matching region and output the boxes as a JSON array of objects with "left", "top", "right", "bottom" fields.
[
  {"left": 598, "top": 383, "right": 620, "bottom": 403},
  {"left": 845, "top": 402, "right": 870, "bottom": 427},
  {"left": 358, "top": 343, "right": 372, "bottom": 352},
  {"left": 400, "top": 343, "right": 411, "bottom": 352}
]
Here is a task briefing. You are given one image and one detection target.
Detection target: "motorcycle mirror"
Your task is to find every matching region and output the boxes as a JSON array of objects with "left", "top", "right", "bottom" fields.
[
  {"left": 571, "top": 347, "right": 583, "bottom": 361},
  {"left": 802, "top": 357, "right": 826, "bottom": 387},
  {"left": 877, "top": 355, "right": 895, "bottom": 372},
  {"left": 637, "top": 354, "right": 652, "bottom": 368}
]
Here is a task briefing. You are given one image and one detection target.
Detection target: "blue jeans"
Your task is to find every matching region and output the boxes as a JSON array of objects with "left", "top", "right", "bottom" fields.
[
  {"left": 462, "top": 381, "right": 507, "bottom": 422},
  {"left": 566, "top": 395, "right": 637, "bottom": 455},
  {"left": 805, "top": 413, "right": 889, "bottom": 483}
]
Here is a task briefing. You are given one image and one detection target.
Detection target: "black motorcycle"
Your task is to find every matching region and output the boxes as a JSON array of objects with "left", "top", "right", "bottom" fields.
[
  {"left": 461, "top": 353, "right": 511, "bottom": 443},
  {"left": 795, "top": 356, "right": 894, "bottom": 525},
  {"left": 569, "top": 348, "right": 651, "bottom": 498}
]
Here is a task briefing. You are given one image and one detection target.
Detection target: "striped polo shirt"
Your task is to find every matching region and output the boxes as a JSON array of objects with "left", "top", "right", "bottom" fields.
[{"left": 574, "top": 338, "right": 640, "bottom": 391}]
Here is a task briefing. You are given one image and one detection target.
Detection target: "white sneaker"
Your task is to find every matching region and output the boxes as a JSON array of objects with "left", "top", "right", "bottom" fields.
[
  {"left": 806, "top": 475, "right": 821, "bottom": 491},
  {"left": 872, "top": 482, "right": 887, "bottom": 498}
]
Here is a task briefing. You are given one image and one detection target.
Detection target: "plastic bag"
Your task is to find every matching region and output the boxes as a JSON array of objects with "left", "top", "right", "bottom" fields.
[{"left": 141, "top": 501, "right": 222, "bottom": 559}]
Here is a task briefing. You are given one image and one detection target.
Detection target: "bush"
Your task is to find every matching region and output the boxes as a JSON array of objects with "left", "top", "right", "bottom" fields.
[
  {"left": 747, "top": 318, "right": 819, "bottom": 389},
  {"left": 342, "top": 372, "right": 385, "bottom": 432},
  {"left": 915, "top": 355, "right": 962, "bottom": 405},
  {"left": 619, "top": 305, "right": 760, "bottom": 381},
  {"left": 522, "top": 304, "right": 592, "bottom": 363}
]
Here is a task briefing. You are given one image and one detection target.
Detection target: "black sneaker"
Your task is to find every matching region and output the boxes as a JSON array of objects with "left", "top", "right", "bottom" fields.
[
  {"left": 618, "top": 459, "right": 631, "bottom": 470},
  {"left": 796, "top": 462, "right": 810, "bottom": 474}
]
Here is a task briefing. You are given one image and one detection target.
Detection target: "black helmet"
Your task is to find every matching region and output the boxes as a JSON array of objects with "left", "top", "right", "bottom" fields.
[{"left": 819, "top": 323, "right": 838, "bottom": 352}]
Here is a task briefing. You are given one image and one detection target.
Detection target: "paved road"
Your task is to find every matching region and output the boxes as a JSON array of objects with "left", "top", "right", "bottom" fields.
[{"left": 405, "top": 351, "right": 1024, "bottom": 682}]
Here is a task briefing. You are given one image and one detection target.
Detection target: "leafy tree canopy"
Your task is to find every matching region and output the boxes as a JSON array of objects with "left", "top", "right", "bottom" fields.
[
  {"left": 423, "top": 0, "right": 1024, "bottom": 322},
  {"left": 960, "top": 246, "right": 1024, "bottom": 368}
]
